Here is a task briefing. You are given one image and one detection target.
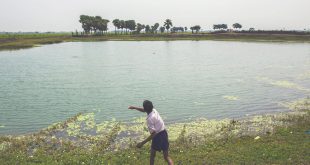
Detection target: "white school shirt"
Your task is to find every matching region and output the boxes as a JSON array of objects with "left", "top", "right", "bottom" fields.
[{"left": 146, "top": 109, "right": 165, "bottom": 134}]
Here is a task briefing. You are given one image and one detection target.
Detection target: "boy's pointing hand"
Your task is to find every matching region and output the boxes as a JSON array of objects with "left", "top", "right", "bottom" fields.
[{"left": 128, "top": 106, "right": 135, "bottom": 109}]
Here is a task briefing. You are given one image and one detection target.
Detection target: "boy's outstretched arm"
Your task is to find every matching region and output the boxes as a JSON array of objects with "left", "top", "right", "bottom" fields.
[{"left": 128, "top": 106, "right": 145, "bottom": 113}]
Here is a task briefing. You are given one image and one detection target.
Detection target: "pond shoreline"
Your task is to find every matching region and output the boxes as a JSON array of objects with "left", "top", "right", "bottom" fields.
[
  {"left": 1, "top": 33, "right": 310, "bottom": 51},
  {"left": 0, "top": 97, "right": 309, "bottom": 164}
]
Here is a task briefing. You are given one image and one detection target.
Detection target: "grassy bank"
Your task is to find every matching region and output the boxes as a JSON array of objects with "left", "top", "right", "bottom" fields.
[
  {"left": 0, "top": 98, "right": 309, "bottom": 164},
  {"left": 1, "top": 32, "right": 310, "bottom": 51}
]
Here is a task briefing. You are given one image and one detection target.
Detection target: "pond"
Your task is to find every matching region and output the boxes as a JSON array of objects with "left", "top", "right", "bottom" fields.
[{"left": 0, "top": 41, "right": 309, "bottom": 134}]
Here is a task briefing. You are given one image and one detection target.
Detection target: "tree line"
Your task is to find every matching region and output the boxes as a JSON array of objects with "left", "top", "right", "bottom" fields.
[
  {"left": 213, "top": 23, "right": 242, "bottom": 31},
  {"left": 79, "top": 15, "right": 109, "bottom": 34},
  {"left": 79, "top": 15, "right": 243, "bottom": 35}
]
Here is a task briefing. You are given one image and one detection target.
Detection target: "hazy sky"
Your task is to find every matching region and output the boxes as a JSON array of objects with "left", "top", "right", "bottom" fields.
[{"left": 1, "top": 0, "right": 309, "bottom": 32}]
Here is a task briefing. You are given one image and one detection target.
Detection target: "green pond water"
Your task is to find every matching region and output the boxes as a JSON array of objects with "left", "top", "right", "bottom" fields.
[{"left": 0, "top": 41, "right": 309, "bottom": 135}]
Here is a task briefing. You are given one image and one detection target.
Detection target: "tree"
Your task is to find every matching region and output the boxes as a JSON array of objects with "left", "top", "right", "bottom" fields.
[
  {"left": 136, "top": 23, "right": 145, "bottom": 33},
  {"left": 119, "top": 20, "right": 125, "bottom": 34},
  {"left": 112, "top": 19, "right": 120, "bottom": 34},
  {"left": 184, "top": 27, "right": 188, "bottom": 32},
  {"left": 163, "top": 19, "right": 173, "bottom": 33},
  {"left": 89, "top": 16, "right": 97, "bottom": 33},
  {"left": 126, "top": 20, "right": 136, "bottom": 33},
  {"left": 222, "top": 24, "right": 228, "bottom": 30},
  {"left": 79, "top": 15, "right": 92, "bottom": 34},
  {"left": 79, "top": 15, "right": 109, "bottom": 35},
  {"left": 160, "top": 26, "right": 165, "bottom": 33},
  {"left": 213, "top": 24, "right": 228, "bottom": 31},
  {"left": 213, "top": 24, "right": 218, "bottom": 30},
  {"left": 151, "top": 23, "right": 160, "bottom": 33},
  {"left": 90, "top": 16, "right": 109, "bottom": 35},
  {"left": 190, "top": 27, "right": 194, "bottom": 33},
  {"left": 93, "top": 16, "right": 101, "bottom": 34},
  {"left": 171, "top": 27, "right": 184, "bottom": 33},
  {"left": 193, "top": 25, "right": 201, "bottom": 33},
  {"left": 124, "top": 20, "right": 129, "bottom": 34},
  {"left": 190, "top": 25, "right": 201, "bottom": 33},
  {"left": 233, "top": 23, "right": 242, "bottom": 30},
  {"left": 97, "top": 18, "right": 109, "bottom": 34},
  {"left": 145, "top": 25, "right": 151, "bottom": 33}
]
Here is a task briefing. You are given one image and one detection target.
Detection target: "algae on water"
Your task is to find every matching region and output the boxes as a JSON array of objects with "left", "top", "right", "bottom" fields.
[
  {"left": 222, "top": 95, "right": 239, "bottom": 101},
  {"left": 0, "top": 97, "right": 309, "bottom": 155},
  {"left": 298, "top": 71, "right": 310, "bottom": 80},
  {"left": 270, "top": 80, "right": 309, "bottom": 92},
  {"left": 278, "top": 98, "right": 310, "bottom": 111},
  {"left": 256, "top": 76, "right": 310, "bottom": 92}
]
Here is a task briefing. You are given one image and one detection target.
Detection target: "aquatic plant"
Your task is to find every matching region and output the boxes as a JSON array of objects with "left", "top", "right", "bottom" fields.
[
  {"left": 298, "top": 71, "right": 310, "bottom": 79},
  {"left": 0, "top": 97, "right": 309, "bottom": 164},
  {"left": 222, "top": 95, "right": 240, "bottom": 101},
  {"left": 278, "top": 97, "right": 310, "bottom": 111},
  {"left": 256, "top": 76, "right": 310, "bottom": 92}
]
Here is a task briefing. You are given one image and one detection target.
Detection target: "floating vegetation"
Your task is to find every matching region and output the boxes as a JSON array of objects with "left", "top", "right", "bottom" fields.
[
  {"left": 256, "top": 76, "right": 310, "bottom": 92},
  {"left": 298, "top": 71, "right": 310, "bottom": 80},
  {"left": 168, "top": 118, "right": 232, "bottom": 143},
  {"left": 193, "top": 101, "right": 205, "bottom": 105},
  {"left": 0, "top": 125, "right": 4, "bottom": 128},
  {"left": 270, "top": 81, "right": 309, "bottom": 91},
  {"left": 278, "top": 97, "right": 310, "bottom": 111},
  {"left": 222, "top": 95, "right": 239, "bottom": 101},
  {"left": 0, "top": 97, "right": 309, "bottom": 161}
]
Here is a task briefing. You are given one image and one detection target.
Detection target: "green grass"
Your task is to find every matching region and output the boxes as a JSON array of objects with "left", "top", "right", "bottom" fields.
[
  {"left": 0, "top": 111, "right": 309, "bottom": 164},
  {"left": 1, "top": 32, "right": 310, "bottom": 51},
  {"left": 0, "top": 102, "right": 309, "bottom": 165},
  {"left": 105, "top": 121, "right": 309, "bottom": 165},
  {"left": 0, "top": 33, "right": 71, "bottom": 39}
]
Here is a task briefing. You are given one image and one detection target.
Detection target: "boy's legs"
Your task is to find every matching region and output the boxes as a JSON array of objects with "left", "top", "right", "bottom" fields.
[
  {"left": 163, "top": 150, "right": 173, "bottom": 165},
  {"left": 150, "top": 148, "right": 156, "bottom": 165}
]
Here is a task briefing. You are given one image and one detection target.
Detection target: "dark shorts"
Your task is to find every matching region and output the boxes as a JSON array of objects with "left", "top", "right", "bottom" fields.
[{"left": 151, "top": 130, "right": 169, "bottom": 152}]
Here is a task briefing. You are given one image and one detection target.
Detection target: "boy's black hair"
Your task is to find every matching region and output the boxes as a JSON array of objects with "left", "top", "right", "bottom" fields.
[{"left": 143, "top": 100, "right": 153, "bottom": 113}]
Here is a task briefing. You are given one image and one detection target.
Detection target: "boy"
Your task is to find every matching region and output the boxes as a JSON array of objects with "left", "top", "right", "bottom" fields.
[{"left": 128, "top": 100, "right": 174, "bottom": 165}]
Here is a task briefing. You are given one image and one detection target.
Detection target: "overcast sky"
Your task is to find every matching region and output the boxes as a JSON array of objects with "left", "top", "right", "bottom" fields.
[{"left": 1, "top": 0, "right": 309, "bottom": 32}]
